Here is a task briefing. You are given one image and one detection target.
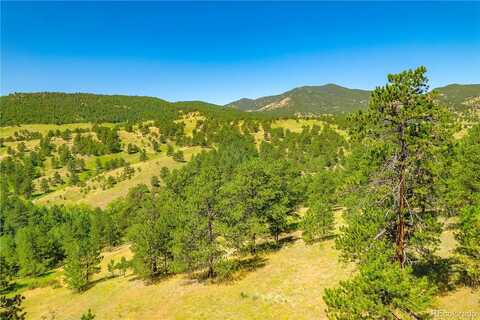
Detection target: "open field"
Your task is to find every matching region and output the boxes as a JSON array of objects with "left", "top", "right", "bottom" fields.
[
  {"left": 22, "top": 237, "right": 355, "bottom": 320},
  {"left": 18, "top": 235, "right": 480, "bottom": 320}
]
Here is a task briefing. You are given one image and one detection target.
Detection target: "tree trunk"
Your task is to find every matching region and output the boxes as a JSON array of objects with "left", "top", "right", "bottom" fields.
[
  {"left": 207, "top": 211, "right": 215, "bottom": 277},
  {"left": 151, "top": 257, "right": 158, "bottom": 276},
  {"left": 163, "top": 253, "right": 168, "bottom": 274},
  {"left": 395, "top": 124, "right": 407, "bottom": 268},
  {"left": 251, "top": 233, "right": 256, "bottom": 255}
]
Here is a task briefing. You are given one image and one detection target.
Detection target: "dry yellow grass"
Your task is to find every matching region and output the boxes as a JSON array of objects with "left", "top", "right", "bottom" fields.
[
  {"left": 177, "top": 112, "right": 205, "bottom": 137},
  {"left": 20, "top": 233, "right": 478, "bottom": 320},
  {"left": 22, "top": 238, "right": 354, "bottom": 320},
  {"left": 434, "top": 288, "right": 480, "bottom": 315},
  {"left": 15, "top": 210, "right": 480, "bottom": 320}
]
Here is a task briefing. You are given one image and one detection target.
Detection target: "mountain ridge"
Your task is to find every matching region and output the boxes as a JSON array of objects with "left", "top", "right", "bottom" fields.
[{"left": 226, "top": 83, "right": 480, "bottom": 115}]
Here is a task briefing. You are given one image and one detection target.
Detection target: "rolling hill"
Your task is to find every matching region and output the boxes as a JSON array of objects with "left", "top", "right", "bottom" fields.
[
  {"left": 226, "top": 84, "right": 370, "bottom": 115},
  {"left": 0, "top": 92, "right": 247, "bottom": 126},
  {"left": 435, "top": 84, "right": 480, "bottom": 111},
  {"left": 1, "top": 84, "right": 478, "bottom": 126},
  {"left": 226, "top": 84, "right": 480, "bottom": 115}
]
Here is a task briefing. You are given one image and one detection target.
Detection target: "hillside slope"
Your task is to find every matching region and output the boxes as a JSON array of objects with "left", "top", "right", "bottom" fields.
[
  {"left": 0, "top": 92, "right": 242, "bottom": 126},
  {"left": 226, "top": 84, "right": 370, "bottom": 115},
  {"left": 227, "top": 84, "right": 480, "bottom": 115},
  {"left": 435, "top": 84, "right": 480, "bottom": 111}
]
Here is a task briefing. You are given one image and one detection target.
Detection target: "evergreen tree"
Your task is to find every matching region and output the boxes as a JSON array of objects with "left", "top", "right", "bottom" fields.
[
  {"left": 341, "top": 66, "right": 452, "bottom": 266},
  {"left": 166, "top": 144, "right": 174, "bottom": 157},
  {"left": 455, "top": 204, "right": 480, "bottom": 287},
  {"left": 151, "top": 140, "right": 161, "bottom": 153},
  {"left": 139, "top": 149, "right": 148, "bottom": 162},
  {"left": 53, "top": 172, "right": 63, "bottom": 185},
  {"left": 39, "top": 178, "right": 50, "bottom": 193},
  {"left": 115, "top": 256, "right": 129, "bottom": 277},
  {"left": 127, "top": 143, "right": 139, "bottom": 154},
  {"left": 69, "top": 172, "right": 80, "bottom": 186},
  {"left": 173, "top": 150, "right": 185, "bottom": 162},
  {"left": 150, "top": 175, "right": 160, "bottom": 188},
  {"left": 326, "top": 67, "right": 451, "bottom": 317},
  {"left": 50, "top": 156, "right": 60, "bottom": 169},
  {"left": 63, "top": 212, "right": 102, "bottom": 292},
  {"left": 128, "top": 191, "right": 176, "bottom": 278},
  {"left": 15, "top": 227, "right": 46, "bottom": 276},
  {"left": 220, "top": 159, "right": 299, "bottom": 249},
  {"left": 302, "top": 198, "right": 335, "bottom": 243},
  {"left": 324, "top": 254, "right": 435, "bottom": 320},
  {"left": 107, "top": 259, "right": 116, "bottom": 277},
  {"left": 173, "top": 164, "right": 225, "bottom": 277},
  {"left": 95, "top": 158, "right": 103, "bottom": 173},
  {"left": 80, "top": 309, "right": 95, "bottom": 320}
]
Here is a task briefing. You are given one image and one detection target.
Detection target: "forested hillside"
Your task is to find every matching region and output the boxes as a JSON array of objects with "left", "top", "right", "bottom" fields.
[
  {"left": 0, "top": 92, "right": 252, "bottom": 126},
  {"left": 226, "top": 84, "right": 371, "bottom": 115},
  {"left": 435, "top": 84, "right": 480, "bottom": 111},
  {"left": 0, "top": 68, "right": 479, "bottom": 320},
  {"left": 227, "top": 83, "right": 480, "bottom": 115}
]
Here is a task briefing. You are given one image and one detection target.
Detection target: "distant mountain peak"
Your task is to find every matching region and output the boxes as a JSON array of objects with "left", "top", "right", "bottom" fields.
[
  {"left": 225, "top": 84, "right": 371, "bottom": 115},
  {"left": 226, "top": 83, "right": 480, "bottom": 115}
]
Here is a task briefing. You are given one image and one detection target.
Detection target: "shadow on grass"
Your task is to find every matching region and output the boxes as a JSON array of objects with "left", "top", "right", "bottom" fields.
[
  {"left": 82, "top": 276, "right": 112, "bottom": 291},
  {"left": 192, "top": 255, "right": 269, "bottom": 285},
  {"left": 303, "top": 234, "right": 337, "bottom": 245},
  {"left": 413, "top": 256, "right": 458, "bottom": 293},
  {"left": 126, "top": 272, "right": 175, "bottom": 286},
  {"left": 1, "top": 270, "right": 58, "bottom": 294},
  {"left": 255, "top": 235, "right": 298, "bottom": 254},
  {"left": 0, "top": 282, "right": 27, "bottom": 294}
]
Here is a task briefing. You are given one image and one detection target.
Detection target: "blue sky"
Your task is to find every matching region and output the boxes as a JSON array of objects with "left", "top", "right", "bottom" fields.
[{"left": 1, "top": 1, "right": 479, "bottom": 104}]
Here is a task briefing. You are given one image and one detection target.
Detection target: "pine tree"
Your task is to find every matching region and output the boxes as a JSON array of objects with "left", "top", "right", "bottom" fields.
[
  {"left": 69, "top": 172, "right": 80, "bottom": 186},
  {"left": 324, "top": 254, "right": 435, "bottom": 320},
  {"left": 95, "top": 158, "right": 103, "bottom": 173},
  {"left": 139, "top": 149, "right": 148, "bottom": 162},
  {"left": 107, "top": 259, "right": 116, "bottom": 277},
  {"left": 15, "top": 227, "right": 46, "bottom": 276},
  {"left": 326, "top": 67, "right": 451, "bottom": 318},
  {"left": 53, "top": 171, "right": 63, "bottom": 185},
  {"left": 150, "top": 175, "right": 160, "bottom": 188},
  {"left": 342, "top": 66, "right": 452, "bottom": 266},
  {"left": 128, "top": 192, "right": 175, "bottom": 279},
  {"left": 39, "top": 178, "right": 50, "bottom": 194},
  {"left": 80, "top": 309, "right": 95, "bottom": 320},
  {"left": 455, "top": 204, "right": 480, "bottom": 287},
  {"left": 151, "top": 140, "right": 161, "bottom": 152},
  {"left": 50, "top": 156, "right": 60, "bottom": 169},
  {"left": 63, "top": 212, "right": 102, "bottom": 292},
  {"left": 173, "top": 150, "right": 184, "bottom": 162},
  {"left": 220, "top": 159, "right": 299, "bottom": 250},
  {"left": 115, "top": 256, "right": 129, "bottom": 277},
  {"left": 302, "top": 198, "right": 334, "bottom": 243},
  {"left": 173, "top": 164, "right": 225, "bottom": 277},
  {"left": 127, "top": 143, "right": 139, "bottom": 154},
  {"left": 166, "top": 144, "right": 174, "bottom": 157}
]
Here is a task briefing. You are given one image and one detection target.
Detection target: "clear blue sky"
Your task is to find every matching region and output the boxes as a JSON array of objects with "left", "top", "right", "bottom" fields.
[{"left": 1, "top": 1, "right": 479, "bottom": 104}]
